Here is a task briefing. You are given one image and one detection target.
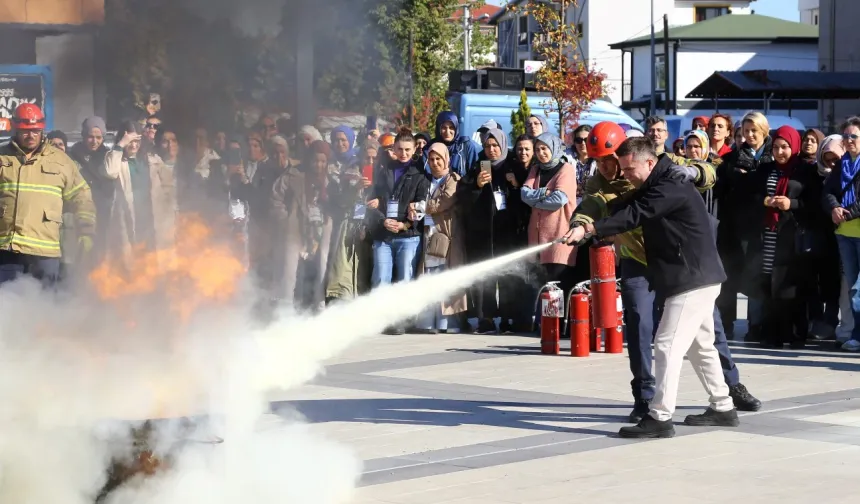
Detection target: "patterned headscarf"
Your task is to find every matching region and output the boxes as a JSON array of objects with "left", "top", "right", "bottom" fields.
[{"left": 684, "top": 129, "right": 710, "bottom": 161}]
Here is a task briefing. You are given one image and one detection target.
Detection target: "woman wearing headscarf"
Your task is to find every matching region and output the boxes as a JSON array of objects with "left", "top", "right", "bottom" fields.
[
  {"left": 800, "top": 132, "right": 842, "bottom": 341},
  {"left": 521, "top": 133, "right": 578, "bottom": 306},
  {"left": 322, "top": 144, "right": 376, "bottom": 305},
  {"left": 459, "top": 128, "right": 530, "bottom": 334},
  {"left": 414, "top": 142, "right": 467, "bottom": 333},
  {"left": 740, "top": 126, "right": 815, "bottom": 348},
  {"left": 271, "top": 140, "right": 327, "bottom": 308},
  {"left": 424, "top": 111, "right": 481, "bottom": 177},
  {"left": 70, "top": 116, "right": 113, "bottom": 261},
  {"left": 526, "top": 114, "right": 550, "bottom": 139},
  {"left": 801, "top": 128, "right": 825, "bottom": 164},
  {"left": 684, "top": 129, "right": 718, "bottom": 217},
  {"left": 329, "top": 125, "right": 358, "bottom": 171},
  {"left": 99, "top": 120, "right": 175, "bottom": 272}
]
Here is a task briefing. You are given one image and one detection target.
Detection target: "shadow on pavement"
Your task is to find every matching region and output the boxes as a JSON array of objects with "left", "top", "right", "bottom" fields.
[{"left": 270, "top": 397, "right": 628, "bottom": 436}]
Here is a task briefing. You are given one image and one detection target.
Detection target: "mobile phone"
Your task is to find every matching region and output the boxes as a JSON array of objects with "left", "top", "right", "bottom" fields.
[
  {"left": 362, "top": 164, "right": 374, "bottom": 182},
  {"left": 480, "top": 160, "right": 491, "bottom": 174}
]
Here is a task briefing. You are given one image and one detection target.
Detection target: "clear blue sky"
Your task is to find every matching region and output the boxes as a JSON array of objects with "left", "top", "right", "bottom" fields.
[{"left": 486, "top": 0, "right": 801, "bottom": 22}]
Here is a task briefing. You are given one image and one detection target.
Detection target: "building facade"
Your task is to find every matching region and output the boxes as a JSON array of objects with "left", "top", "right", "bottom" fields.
[
  {"left": 492, "top": 0, "right": 753, "bottom": 106},
  {"left": 818, "top": 0, "right": 860, "bottom": 130},
  {"left": 0, "top": 0, "right": 105, "bottom": 137},
  {"left": 799, "top": 0, "right": 820, "bottom": 26},
  {"left": 610, "top": 14, "right": 819, "bottom": 126}
]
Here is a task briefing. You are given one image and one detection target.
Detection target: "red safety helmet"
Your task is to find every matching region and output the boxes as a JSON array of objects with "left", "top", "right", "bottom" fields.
[
  {"left": 586, "top": 121, "right": 626, "bottom": 158},
  {"left": 12, "top": 103, "right": 45, "bottom": 130}
]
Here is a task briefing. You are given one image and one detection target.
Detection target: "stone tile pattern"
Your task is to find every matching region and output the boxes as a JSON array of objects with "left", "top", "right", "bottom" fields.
[{"left": 270, "top": 329, "right": 860, "bottom": 504}]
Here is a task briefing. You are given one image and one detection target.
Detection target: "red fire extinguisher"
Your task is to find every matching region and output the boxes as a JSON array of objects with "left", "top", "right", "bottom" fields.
[
  {"left": 536, "top": 281, "right": 564, "bottom": 355},
  {"left": 589, "top": 242, "right": 618, "bottom": 329},
  {"left": 568, "top": 286, "right": 591, "bottom": 357},
  {"left": 604, "top": 290, "right": 624, "bottom": 354}
]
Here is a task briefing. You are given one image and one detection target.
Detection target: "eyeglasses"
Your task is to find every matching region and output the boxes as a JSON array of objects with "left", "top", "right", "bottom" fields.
[
  {"left": 843, "top": 134, "right": 860, "bottom": 140},
  {"left": 573, "top": 137, "right": 588, "bottom": 144},
  {"left": 145, "top": 122, "right": 160, "bottom": 130},
  {"left": 647, "top": 128, "right": 666, "bottom": 134}
]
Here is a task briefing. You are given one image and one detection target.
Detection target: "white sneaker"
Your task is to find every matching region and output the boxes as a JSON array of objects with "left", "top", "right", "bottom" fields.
[{"left": 841, "top": 339, "right": 860, "bottom": 352}]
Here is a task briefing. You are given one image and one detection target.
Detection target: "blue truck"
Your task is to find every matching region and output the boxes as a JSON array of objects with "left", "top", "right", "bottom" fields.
[{"left": 446, "top": 89, "right": 642, "bottom": 143}]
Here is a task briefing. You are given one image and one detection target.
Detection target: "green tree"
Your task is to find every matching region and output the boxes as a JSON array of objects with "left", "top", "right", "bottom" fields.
[{"left": 510, "top": 89, "right": 532, "bottom": 140}]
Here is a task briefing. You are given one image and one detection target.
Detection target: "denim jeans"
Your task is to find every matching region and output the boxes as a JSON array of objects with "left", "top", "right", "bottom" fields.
[
  {"left": 417, "top": 265, "right": 460, "bottom": 331},
  {"left": 372, "top": 236, "right": 421, "bottom": 287},
  {"left": 836, "top": 234, "right": 860, "bottom": 342}
]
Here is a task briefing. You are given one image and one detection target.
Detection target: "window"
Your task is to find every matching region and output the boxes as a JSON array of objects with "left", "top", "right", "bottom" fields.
[
  {"left": 577, "top": 22, "right": 584, "bottom": 39},
  {"left": 517, "top": 15, "right": 529, "bottom": 47},
  {"left": 695, "top": 6, "right": 729, "bottom": 22},
  {"left": 655, "top": 54, "right": 667, "bottom": 91}
]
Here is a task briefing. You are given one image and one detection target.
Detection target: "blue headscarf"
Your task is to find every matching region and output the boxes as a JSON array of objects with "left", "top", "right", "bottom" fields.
[
  {"left": 425, "top": 111, "right": 480, "bottom": 177},
  {"left": 841, "top": 152, "right": 860, "bottom": 207},
  {"left": 330, "top": 125, "right": 358, "bottom": 166}
]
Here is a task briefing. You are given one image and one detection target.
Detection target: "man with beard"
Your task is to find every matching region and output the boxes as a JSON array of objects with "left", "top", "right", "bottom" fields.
[{"left": 0, "top": 104, "right": 95, "bottom": 286}]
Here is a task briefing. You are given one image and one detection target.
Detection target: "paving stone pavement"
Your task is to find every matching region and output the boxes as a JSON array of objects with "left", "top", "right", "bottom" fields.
[{"left": 270, "top": 317, "right": 860, "bottom": 504}]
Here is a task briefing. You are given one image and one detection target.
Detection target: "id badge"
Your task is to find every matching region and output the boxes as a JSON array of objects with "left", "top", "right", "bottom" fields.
[
  {"left": 353, "top": 203, "right": 367, "bottom": 220},
  {"left": 308, "top": 205, "right": 322, "bottom": 223},
  {"left": 386, "top": 201, "right": 399, "bottom": 218},
  {"left": 425, "top": 214, "right": 435, "bottom": 228},
  {"left": 493, "top": 190, "right": 507, "bottom": 210}
]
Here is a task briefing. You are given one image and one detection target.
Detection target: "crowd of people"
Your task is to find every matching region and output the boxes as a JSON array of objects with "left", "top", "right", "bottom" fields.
[
  {"left": 6, "top": 99, "right": 860, "bottom": 436},
  {"left": 4, "top": 103, "right": 860, "bottom": 356}
]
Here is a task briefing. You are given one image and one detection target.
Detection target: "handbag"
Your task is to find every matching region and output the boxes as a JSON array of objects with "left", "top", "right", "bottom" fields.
[{"left": 426, "top": 232, "right": 450, "bottom": 259}]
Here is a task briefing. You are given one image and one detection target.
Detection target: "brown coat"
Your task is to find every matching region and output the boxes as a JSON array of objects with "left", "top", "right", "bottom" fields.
[
  {"left": 424, "top": 172, "right": 467, "bottom": 315},
  {"left": 524, "top": 163, "right": 577, "bottom": 266}
]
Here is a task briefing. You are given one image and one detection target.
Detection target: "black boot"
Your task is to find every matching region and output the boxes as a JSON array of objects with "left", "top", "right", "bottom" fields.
[
  {"left": 619, "top": 415, "right": 675, "bottom": 439},
  {"left": 684, "top": 408, "right": 739, "bottom": 427},
  {"left": 628, "top": 399, "right": 651, "bottom": 423},
  {"left": 729, "top": 383, "right": 762, "bottom": 411}
]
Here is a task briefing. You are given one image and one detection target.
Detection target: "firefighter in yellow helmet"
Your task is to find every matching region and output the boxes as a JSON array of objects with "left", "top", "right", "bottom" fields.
[{"left": 0, "top": 103, "right": 95, "bottom": 285}]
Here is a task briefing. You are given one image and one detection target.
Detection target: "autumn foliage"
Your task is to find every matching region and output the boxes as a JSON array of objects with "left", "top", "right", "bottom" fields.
[{"left": 518, "top": 0, "right": 607, "bottom": 133}]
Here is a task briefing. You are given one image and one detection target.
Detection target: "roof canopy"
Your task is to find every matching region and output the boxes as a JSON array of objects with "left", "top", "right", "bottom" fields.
[
  {"left": 687, "top": 70, "right": 860, "bottom": 100},
  {"left": 610, "top": 14, "right": 818, "bottom": 49}
]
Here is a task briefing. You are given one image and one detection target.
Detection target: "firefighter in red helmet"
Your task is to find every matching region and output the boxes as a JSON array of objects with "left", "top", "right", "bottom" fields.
[{"left": 0, "top": 103, "right": 95, "bottom": 285}]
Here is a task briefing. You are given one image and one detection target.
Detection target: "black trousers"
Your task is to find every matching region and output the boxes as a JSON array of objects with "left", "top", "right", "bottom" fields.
[{"left": 761, "top": 274, "right": 808, "bottom": 345}]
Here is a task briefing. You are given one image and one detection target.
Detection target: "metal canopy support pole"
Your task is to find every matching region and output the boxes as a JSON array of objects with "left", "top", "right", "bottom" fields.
[{"left": 649, "top": 0, "right": 656, "bottom": 116}]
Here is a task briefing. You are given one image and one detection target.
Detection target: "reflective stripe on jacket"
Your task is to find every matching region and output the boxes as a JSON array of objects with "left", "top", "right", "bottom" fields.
[{"left": 0, "top": 140, "right": 96, "bottom": 258}]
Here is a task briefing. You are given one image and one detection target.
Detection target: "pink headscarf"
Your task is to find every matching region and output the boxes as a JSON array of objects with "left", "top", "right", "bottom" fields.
[{"left": 427, "top": 142, "right": 450, "bottom": 174}]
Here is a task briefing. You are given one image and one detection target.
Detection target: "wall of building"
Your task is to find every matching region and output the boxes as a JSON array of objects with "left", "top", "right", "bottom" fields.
[
  {"left": 670, "top": 0, "right": 751, "bottom": 26},
  {"left": 0, "top": 0, "right": 104, "bottom": 24},
  {"left": 818, "top": 0, "right": 860, "bottom": 130},
  {"left": 35, "top": 32, "right": 103, "bottom": 134},
  {"left": 626, "top": 41, "right": 818, "bottom": 125}
]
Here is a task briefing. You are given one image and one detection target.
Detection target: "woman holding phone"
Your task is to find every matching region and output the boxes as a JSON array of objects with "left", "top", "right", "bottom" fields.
[{"left": 459, "top": 127, "right": 530, "bottom": 334}]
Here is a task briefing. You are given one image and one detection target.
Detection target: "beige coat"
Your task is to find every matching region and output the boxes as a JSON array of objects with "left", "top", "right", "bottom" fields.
[
  {"left": 424, "top": 172, "right": 467, "bottom": 315},
  {"left": 101, "top": 149, "right": 177, "bottom": 270}
]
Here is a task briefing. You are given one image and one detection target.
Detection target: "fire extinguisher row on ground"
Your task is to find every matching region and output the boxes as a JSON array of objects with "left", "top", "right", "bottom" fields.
[{"left": 535, "top": 242, "right": 624, "bottom": 357}]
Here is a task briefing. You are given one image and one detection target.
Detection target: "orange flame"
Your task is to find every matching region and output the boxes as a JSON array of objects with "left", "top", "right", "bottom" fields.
[{"left": 89, "top": 215, "right": 247, "bottom": 323}]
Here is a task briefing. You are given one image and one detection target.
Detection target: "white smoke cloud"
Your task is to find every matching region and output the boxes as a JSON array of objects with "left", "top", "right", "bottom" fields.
[{"left": 0, "top": 242, "right": 549, "bottom": 504}]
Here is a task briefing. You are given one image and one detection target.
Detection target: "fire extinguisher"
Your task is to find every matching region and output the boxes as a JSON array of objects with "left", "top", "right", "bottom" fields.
[
  {"left": 589, "top": 242, "right": 618, "bottom": 330},
  {"left": 534, "top": 281, "right": 564, "bottom": 355},
  {"left": 604, "top": 289, "right": 624, "bottom": 354},
  {"left": 567, "top": 282, "right": 591, "bottom": 357}
]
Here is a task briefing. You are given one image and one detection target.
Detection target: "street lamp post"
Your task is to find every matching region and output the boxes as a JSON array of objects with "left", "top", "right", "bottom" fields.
[{"left": 464, "top": 4, "right": 472, "bottom": 70}]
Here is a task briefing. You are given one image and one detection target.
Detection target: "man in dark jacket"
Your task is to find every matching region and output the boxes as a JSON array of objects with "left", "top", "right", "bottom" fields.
[{"left": 568, "top": 137, "right": 738, "bottom": 439}]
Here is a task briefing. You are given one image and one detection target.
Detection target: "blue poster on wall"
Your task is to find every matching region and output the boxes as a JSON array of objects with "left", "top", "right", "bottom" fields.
[{"left": 0, "top": 65, "right": 53, "bottom": 140}]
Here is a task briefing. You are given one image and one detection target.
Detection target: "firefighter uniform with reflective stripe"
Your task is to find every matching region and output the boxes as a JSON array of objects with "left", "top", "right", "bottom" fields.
[{"left": 0, "top": 140, "right": 96, "bottom": 258}]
